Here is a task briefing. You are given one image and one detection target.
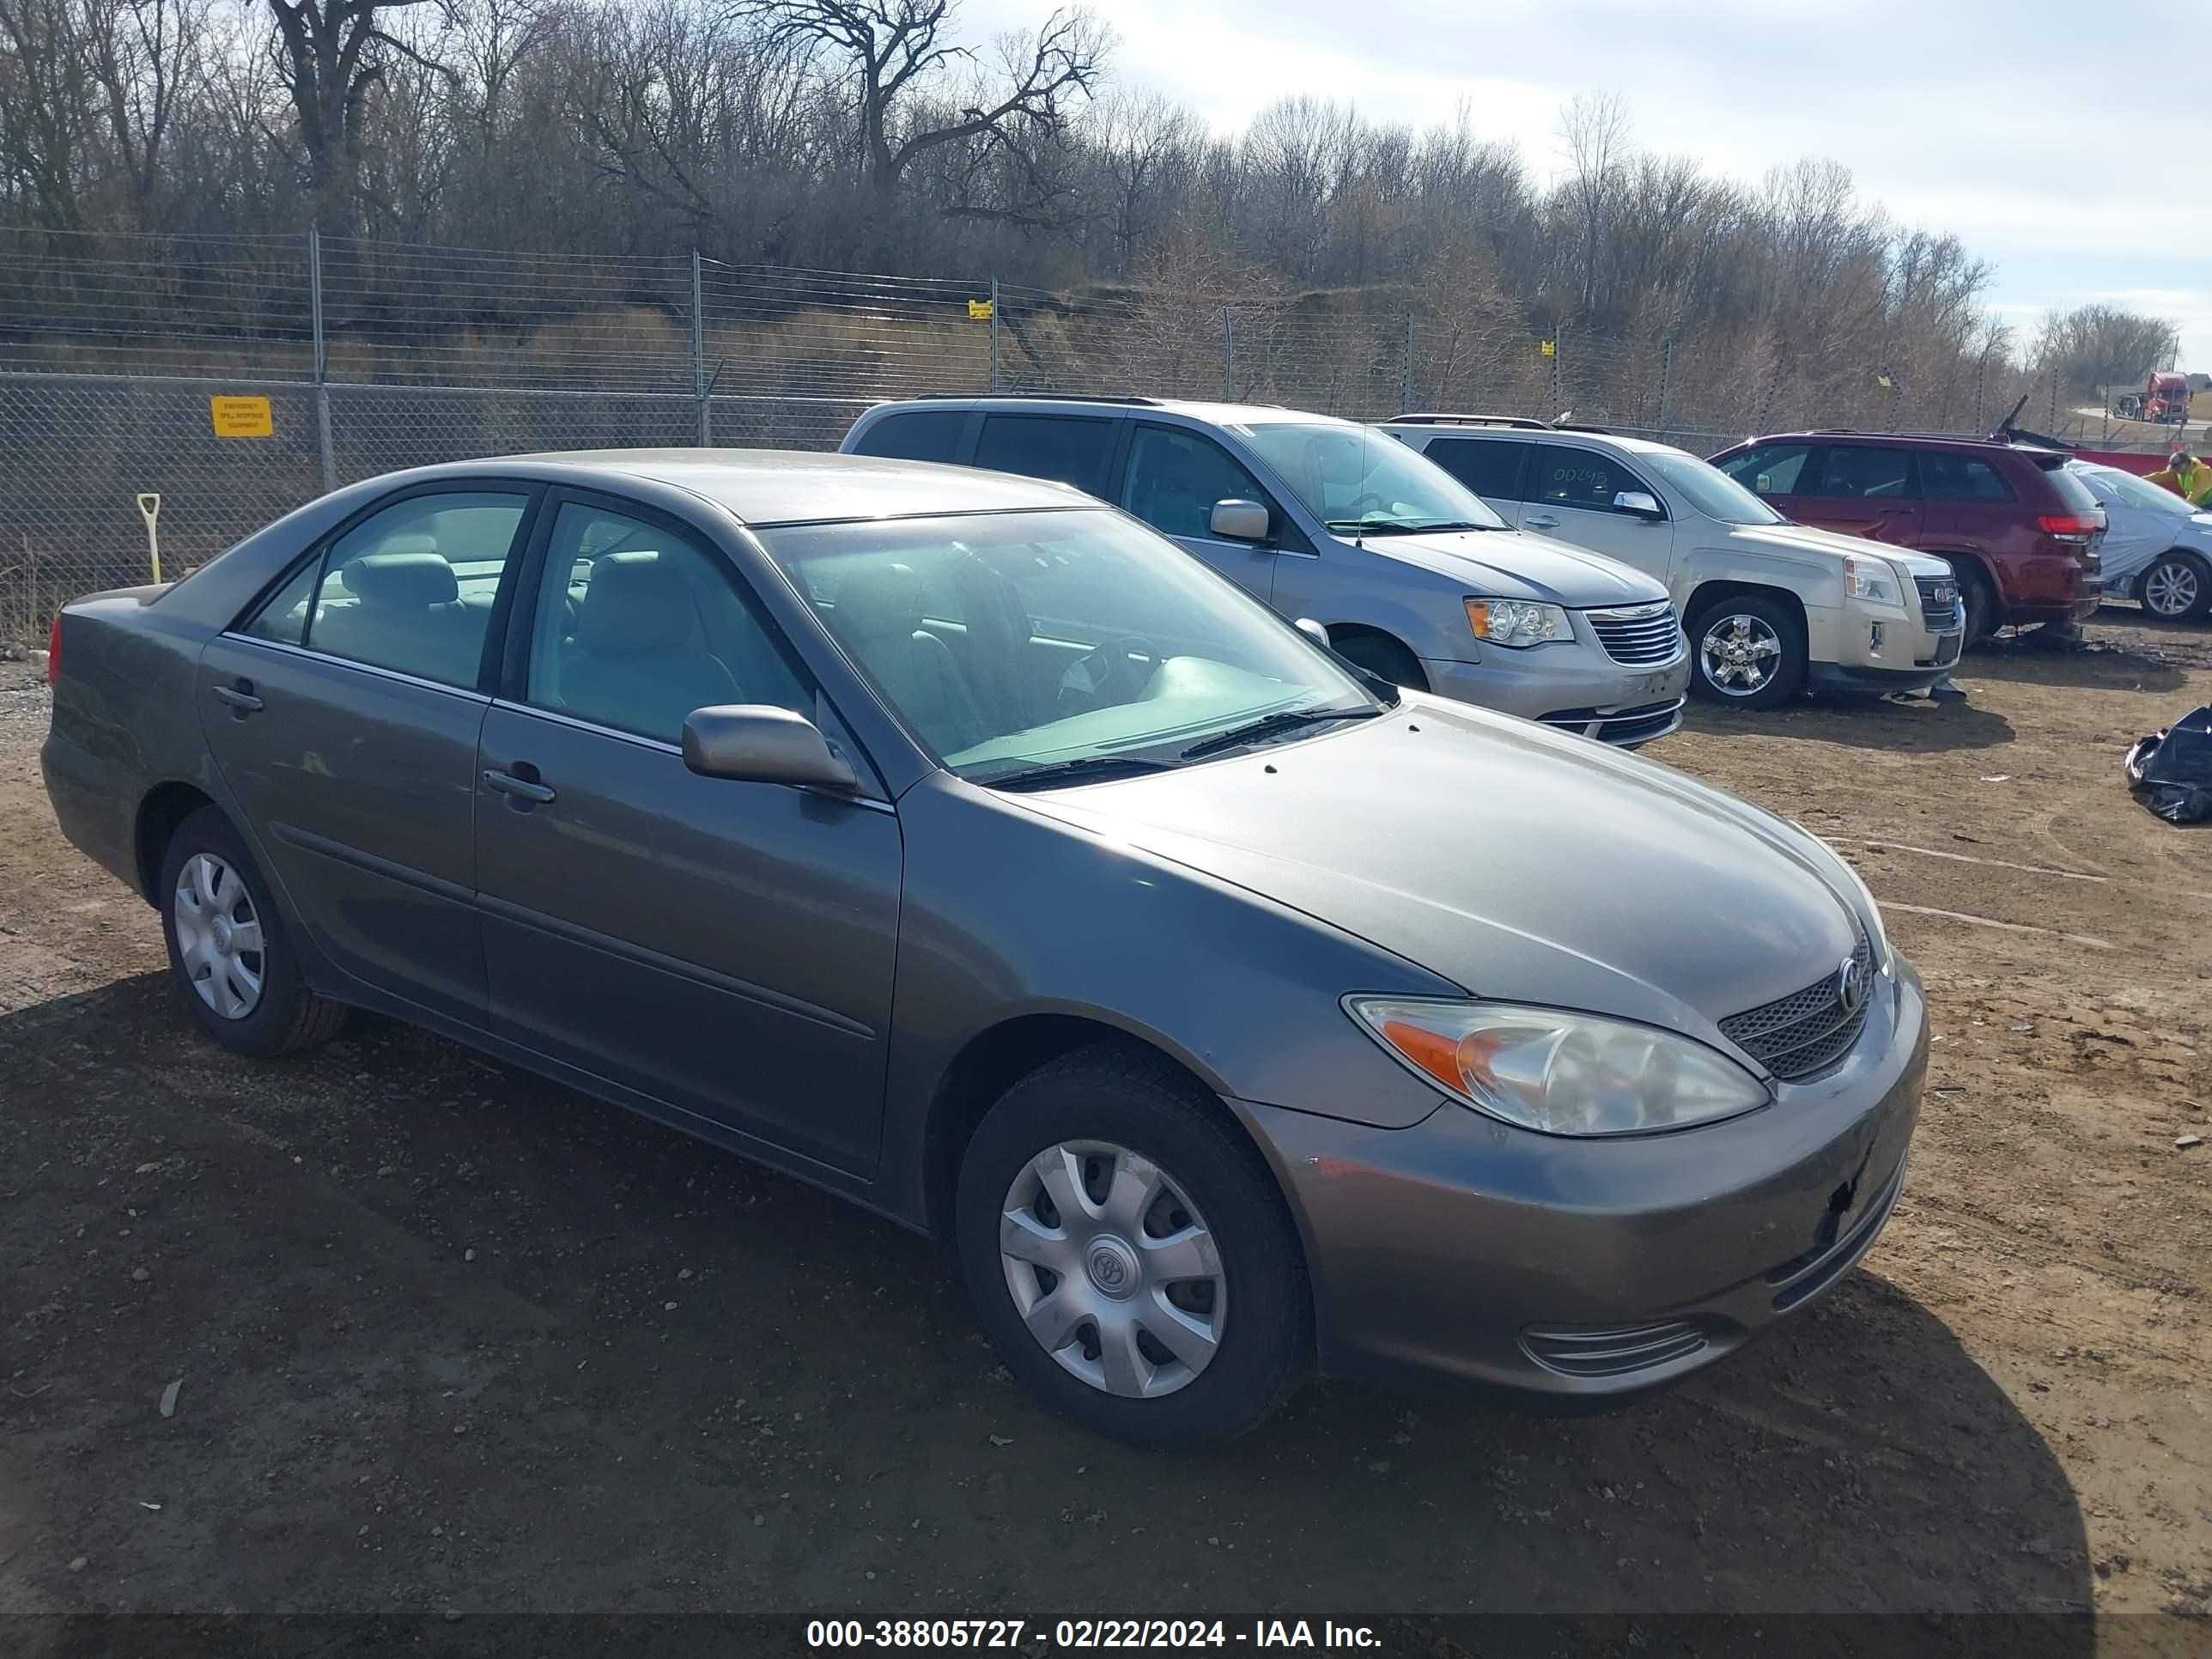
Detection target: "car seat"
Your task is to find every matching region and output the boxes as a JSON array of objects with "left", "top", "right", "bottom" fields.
[
  {"left": 562, "top": 550, "right": 742, "bottom": 738},
  {"left": 830, "top": 562, "right": 990, "bottom": 755}
]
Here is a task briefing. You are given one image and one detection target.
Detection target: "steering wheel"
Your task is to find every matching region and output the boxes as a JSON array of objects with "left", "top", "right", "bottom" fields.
[
  {"left": 1338, "top": 491, "right": 1389, "bottom": 520},
  {"left": 1060, "top": 635, "right": 1157, "bottom": 709}
]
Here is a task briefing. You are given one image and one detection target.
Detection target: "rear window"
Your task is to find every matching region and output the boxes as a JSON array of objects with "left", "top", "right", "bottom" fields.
[
  {"left": 973, "top": 415, "right": 1115, "bottom": 498},
  {"left": 850, "top": 408, "right": 969, "bottom": 464},
  {"left": 1422, "top": 437, "right": 1529, "bottom": 501},
  {"left": 2037, "top": 460, "right": 2104, "bottom": 517}
]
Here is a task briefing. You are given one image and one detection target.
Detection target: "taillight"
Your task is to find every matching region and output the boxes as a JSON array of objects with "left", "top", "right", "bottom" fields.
[
  {"left": 2036, "top": 514, "right": 2100, "bottom": 537},
  {"left": 46, "top": 613, "right": 61, "bottom": 684}
]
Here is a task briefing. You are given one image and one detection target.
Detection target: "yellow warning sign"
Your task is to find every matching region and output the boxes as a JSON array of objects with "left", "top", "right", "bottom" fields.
[
  {"left": 968, "top": 298, "right": 994, "bottom": 321},
  {"left": 1539, "top": 339, "right": 1556, "bottom": 359},
  {"left": 210, "top": 396, "right": 274, "bottom": 438}
]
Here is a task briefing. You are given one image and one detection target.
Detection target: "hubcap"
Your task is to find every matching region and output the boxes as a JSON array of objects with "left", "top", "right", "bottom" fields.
[
  {"left": 2146, "top": 561, "right": 2199, "bottom": 617},
  {"left": 172, "top": 853, "right": 265, "bottom": 1020},
  {"left": 1699, "top": 612, "right": 1784, "bottom": 696},
  {"left": 999, "top": 1140, "right": 1226, "bottom": 1399}
]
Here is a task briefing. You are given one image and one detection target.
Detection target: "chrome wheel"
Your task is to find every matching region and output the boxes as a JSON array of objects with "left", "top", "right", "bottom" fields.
[
  {"left": 172, "top": 853, "right": 264, "bottom": 1019},
  {"left": 999, "top": 1140, "right": 1226, "bottom": 1400},
  {"left": 2144, "top": 558, "right": 2201, "bottom": 619},
  {"left": 1699, "top": 611, "right": 1784, "bottom": 696}
]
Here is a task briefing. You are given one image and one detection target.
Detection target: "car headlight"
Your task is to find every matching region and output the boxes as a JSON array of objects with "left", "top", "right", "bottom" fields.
[
  {"left": 1843, "top": 556, "right": 1902, "bottom": 606},
  {"left": 1465, "top": 598, "right": 1571, "bottom": 647},
  {"left": 1345, "top": 997, "right": 1773, "bottom": 1136}
]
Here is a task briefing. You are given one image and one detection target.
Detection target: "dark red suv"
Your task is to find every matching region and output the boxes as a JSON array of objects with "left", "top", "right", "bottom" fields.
[{"left": 1709, "top": 432, "right": 2106, "bottom": 643}]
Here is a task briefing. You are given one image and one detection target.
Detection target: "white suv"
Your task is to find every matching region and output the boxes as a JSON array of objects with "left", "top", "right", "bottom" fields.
[{"left": 1378, "top": 417, "right": 1966, "bottom": 707}]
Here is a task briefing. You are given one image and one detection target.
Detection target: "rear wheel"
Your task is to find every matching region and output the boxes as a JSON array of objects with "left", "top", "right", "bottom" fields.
[
  {"left": 1329, "top": 630, "right": 1427, "bottom": 691},
  {"left": 1686, "top": 594, "right": 1804, "bottom": 709},
  {"left": 159, "top": 805, "right": 346, "bottom": 1057},
  {"left": 955, "top": 1046, "right": 1309, "bottom": 1448},
  {"left": 2141, "top": 552, "right": 2210, "bottom": 623},
  {"left": 1958, "top": 566, "right": 1998, "bottom": 646}
]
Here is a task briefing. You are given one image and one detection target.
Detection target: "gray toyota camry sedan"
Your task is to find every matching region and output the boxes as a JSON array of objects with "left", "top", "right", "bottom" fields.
[{"left": 41, "top": 451, "right": 1925, "bottom": 1447}]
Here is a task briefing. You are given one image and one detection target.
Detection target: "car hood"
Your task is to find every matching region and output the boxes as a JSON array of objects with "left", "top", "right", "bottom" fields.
[
  {"left": 1725, "top": 520, "right": 1954, "bottom": 579},
  {"left": 1358, "top": 528, "right": 1669, "bottom": 607},
  {"left": 1012, "top": 699, "right": 1871, "bottom": 1060}
]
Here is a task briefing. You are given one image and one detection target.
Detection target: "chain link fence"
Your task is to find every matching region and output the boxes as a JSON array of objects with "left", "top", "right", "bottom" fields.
[{"left": 0, "top": 224, "right": 2132, "bottom": 644}]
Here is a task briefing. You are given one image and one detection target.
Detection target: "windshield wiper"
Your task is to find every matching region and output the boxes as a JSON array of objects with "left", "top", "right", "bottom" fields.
[
  {"left": 1179, "top": 705, "right": 1380, "bottom": 761},
  {"left": 981, "top": 753, "right": 1181, "bottom": 791},
  {"left": 1324, "top": 519, "right": 1500, "bottom": 535}
]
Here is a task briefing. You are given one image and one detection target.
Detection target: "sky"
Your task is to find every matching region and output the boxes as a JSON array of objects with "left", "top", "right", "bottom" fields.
[{"left": 968, "top": 0, "right": 2212, "bottom": 371}]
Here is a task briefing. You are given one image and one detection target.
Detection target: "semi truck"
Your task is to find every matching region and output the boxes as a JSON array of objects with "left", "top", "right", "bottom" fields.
[{"left": 2113, "top": 371, "right": 2191, "bottom": 424}]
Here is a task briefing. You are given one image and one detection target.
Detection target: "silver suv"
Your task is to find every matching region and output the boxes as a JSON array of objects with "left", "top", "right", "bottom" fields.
[{"left": 843, "top": 397, "right": 1692, "bottom": 746}]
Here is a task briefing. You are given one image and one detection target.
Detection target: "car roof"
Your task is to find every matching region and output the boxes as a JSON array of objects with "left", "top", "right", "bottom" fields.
[
  {"left": 411, "top": 447, "right": 1091, "bottom": 526},
  {"left": 1379, "top": 418, "right": 1680, "bottom": 457},
  {"left": 861, "top": 395, "right": 1355, "bottom": 430},
  {"left": 1739, "top": 430, "right": 2063, "bottom": 458}
]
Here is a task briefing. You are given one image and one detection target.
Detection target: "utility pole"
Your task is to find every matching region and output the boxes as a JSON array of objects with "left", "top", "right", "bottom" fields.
[
  {"left": 309, "top": 229, "right": 336, "bottom": 493},
  {"left": 691, "top": 250, "right": 712, "bottom": 447},
  {"left": 988, "top": 276, "right": 1001, "bottom": 392}
]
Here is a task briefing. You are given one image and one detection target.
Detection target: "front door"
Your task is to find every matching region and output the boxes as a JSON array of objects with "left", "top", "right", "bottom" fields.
[
  {"left": 198, "top": 485, "right": 534, "bottom": 1024},
  {"left": 471, "top": 494, "right": 901, "bottom": 1176},
  {"left": 1790, "top": 445, "right": 1927, "bottom": 547},
  {"left": 1119, "top": 422, "right": 1286, "bottom": 604},
  {"left": 1516, "top": 441, "right": 1676, "bottom": 582}
]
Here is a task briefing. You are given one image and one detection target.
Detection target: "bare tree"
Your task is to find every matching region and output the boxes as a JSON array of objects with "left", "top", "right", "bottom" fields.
[
  {"left": 262, "top": 0, "right": 445, "bottom": 228},
  {"left": 2037, "top": 304, "right": 2180, "bottom": 400}
]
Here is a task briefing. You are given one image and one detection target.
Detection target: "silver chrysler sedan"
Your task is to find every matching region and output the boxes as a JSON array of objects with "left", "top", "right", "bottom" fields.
[{"left": 41, "top": 451, "right": 1925, "bottom": 1447}]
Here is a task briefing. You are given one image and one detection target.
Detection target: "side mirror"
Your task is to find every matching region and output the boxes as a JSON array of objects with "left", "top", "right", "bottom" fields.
[
  {"left": 1210, "top": 499, "right": 1271, "bottom": 542},
  {"left": 682, "top": 704, "right": 859, "bottom": 792},
  {"left": 1614, "top": 490, "right": 1664, "bottom": 520},
  {"left": 1294, "top": 617, "right": 1331, "bottom": 647}
]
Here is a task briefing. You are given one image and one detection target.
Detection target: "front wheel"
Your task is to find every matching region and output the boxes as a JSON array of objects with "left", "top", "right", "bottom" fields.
[
  {"left": 955, "top": 1046, "right": 1310, "bottom": 1449},
  {"left": 2141, "top": 553, "right": 2211, "bottom": 623},
  {"left": 1686, "top": 594, "right": 1805, "bottom": 709}
]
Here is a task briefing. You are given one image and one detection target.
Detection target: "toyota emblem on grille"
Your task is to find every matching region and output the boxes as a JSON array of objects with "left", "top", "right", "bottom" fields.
[{"left": 1836, "top": 956, "right": 1865, "bottom": 1015}]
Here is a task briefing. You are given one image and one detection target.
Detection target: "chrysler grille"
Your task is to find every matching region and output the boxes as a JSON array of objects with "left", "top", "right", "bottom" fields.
[{"left": 1585, "top": 602, "right": 1684, "bottom": 665}]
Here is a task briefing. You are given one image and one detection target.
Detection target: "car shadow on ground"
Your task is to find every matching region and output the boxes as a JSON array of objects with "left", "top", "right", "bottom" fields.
[
  {"left": 1684, "top": 693, "right": 2016, "bottom": 754},
  {"left": 0, "top": 980, "right": 2094, "bottom": 1639},
  {"left": 1962, "top": 633, "right": 2190, "bottom": 695}
]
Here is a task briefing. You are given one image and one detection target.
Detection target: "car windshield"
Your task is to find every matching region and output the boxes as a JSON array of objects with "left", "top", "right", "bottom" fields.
[
  {"left": 1240, "top": 423, "right": 1510, "bottom": 533},
  {"left": 2081, "top": 463, "right": 2193, "bottom": 518},
  {"left": 1638, "top": 448, "right": 1785, "bottom": 526},
  {"left": 762, "top": 507, "right": 1385, "bottom": 786}
]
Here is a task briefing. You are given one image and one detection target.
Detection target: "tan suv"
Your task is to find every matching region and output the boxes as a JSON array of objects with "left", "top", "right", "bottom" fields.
[{"left": 1381, "top": 417, "right": 1966, "bottom": 708}]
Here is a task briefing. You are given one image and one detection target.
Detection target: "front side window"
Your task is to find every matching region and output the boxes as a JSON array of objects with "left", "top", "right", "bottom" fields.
[
  {"left": 1525, "top": 444, "right": 1658, "bottom": 515},
  {"left": 1812, "top": 447, "right": 1917, "bottom": 500},
  {"left": 1719, "top": 444, "right": 1813, "bottom": 496},
  {"left": 1239, "top": 422, "right": 1509, "bottom": 534},
  {"left": 1121, "top": 425, "right": 1273, "bottom": 539},
  {"left": 972, "top": 415, "right": 1115, "bottom": 497},
  {"left": 291, "top": 490, "right": 527, "bottom": 688},
  {"left": 1638, "top": 449, "right": 1783, "bottom": 525},
  {"left": 765, "top": 507, "right": 1382, "bottom": 785},
  {"left": 525, "top": 501, "right": 807, "bottom": 744}
]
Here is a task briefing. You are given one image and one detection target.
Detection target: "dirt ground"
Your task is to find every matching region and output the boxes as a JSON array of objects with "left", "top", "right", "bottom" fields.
[{"left": 2, "top": 609, "right": 2208, "bottom": 1651}]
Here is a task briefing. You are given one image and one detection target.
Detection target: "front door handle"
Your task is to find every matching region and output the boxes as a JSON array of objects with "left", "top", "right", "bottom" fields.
[
  {"left": 483, "top": 768, "right": 556, "bottom": 805},
  {"left": 211, "top": 681, "right": 263, "bottom": 713},
  {"left": 1523, "top": 514, "right": 1559, "bottom": 529}
]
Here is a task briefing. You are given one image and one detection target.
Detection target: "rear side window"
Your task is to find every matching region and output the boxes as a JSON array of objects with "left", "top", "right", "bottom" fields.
[
  {"left": 1921, "top": 454, "right": 2016, "bottom": 501},
  {"left": 1720, "top": 443, "right": 1812, "bottom": 495},
  {"left": 240, "top": 556, "right": 321, "bottom": 647},
  {"left": 304, "top": 491, "right": 528, "bottom": 688},
  {"left": 1811, "top": 447, "right": 1917, "bottom": 499},
  {"left": 973, "top": 416, "right": 1115, "bottom": 497},
  {"left": 1424, "top": 438, "right": 1529, "bottom": 501},
  {"left": 2038, "top": 461, "right": 2104, "bottom": 517},
  {"left": 1526, "top": 443, "right": 1655, "bottom": 514},
  {"left": 850, "top": 409, "right": 968, "bottom": 464}
]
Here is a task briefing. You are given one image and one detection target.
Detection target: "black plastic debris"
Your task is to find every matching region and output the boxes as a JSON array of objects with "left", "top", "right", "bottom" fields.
[{"left": 2125, "top": 705, "right": 2212, "bottom": 824}]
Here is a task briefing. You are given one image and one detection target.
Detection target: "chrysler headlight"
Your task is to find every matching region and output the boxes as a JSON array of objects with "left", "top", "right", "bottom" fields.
[
  {"left": 1843, "top": 556, "right": 1902, "bottom": 606},
  {"left": 1346, "top": 998, "right": 1773, "bottom": 1136},
  {"left": 1465, "top": 597, "right": 1570, "bottom": 647}
]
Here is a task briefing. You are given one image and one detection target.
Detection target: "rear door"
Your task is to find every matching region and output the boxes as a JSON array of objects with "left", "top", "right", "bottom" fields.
[
  {"left": 1516, "top": 441, "right": 1675, "bottom": 580},
  {"left": 198, "top": 484, "right": 536, "bottom": 1024},
  {"left": 1790, "top": 444, "right": 1926, "bottom": 546},
  {"left": 471, "top": 490, "right": 901, "bottom": 1176},
  {"left": 1118, "top": 422, "right": 1304, "bottom": 604}
]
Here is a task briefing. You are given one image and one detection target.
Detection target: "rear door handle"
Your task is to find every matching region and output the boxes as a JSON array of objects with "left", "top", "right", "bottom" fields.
[
  {"left": 211, "top": 682, "right": 263, "bottom": 713},
  {"left": 483, "top": 768, "right": 556, "bottom": 804}
]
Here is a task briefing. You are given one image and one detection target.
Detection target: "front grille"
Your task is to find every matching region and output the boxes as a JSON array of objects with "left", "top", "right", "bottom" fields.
[
  {"left": 1585, "top": 602, "right": 1683, "bottom": 665},
  {"left": 1913, "top": 575, "right": 1962, "bottom": 633},
  {"left": 1522, "top": 1320, "right": 1711, "bottom": 1379},
  {"left": 1537, "top": 698, "right": 1683, "bottom": 747},
  {"left": 1718, "top": 930, "right": 1875, "bottom": 1082}
]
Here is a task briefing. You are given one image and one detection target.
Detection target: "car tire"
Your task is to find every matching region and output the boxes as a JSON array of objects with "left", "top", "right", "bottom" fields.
[
  {"left": 158, "top": 805, "right": 347, "bottom": 1058},
  {"left": 955, "top": 1044, "right": 1310, "bottom": 1449},
  {"left": 1958, "top": 566, "right": 1998, "bottom": 646},
  {"left": 2140, "top": 552, "right": 2211, "bottom": 623},
  {"left": 1686, "top": 594, "right": 1805, "bottom": 709},
  {"left": 1329, "top": 630, "right": 1427, "bottom": 691}
]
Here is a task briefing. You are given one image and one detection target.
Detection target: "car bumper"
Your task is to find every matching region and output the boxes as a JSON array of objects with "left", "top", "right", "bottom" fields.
[
  {"left": 1237, "top": 957, "right": 1928, "bottom": 1401},
  {"left": 1422, "top": 649, "right": 1692, "bottom": 749}
]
